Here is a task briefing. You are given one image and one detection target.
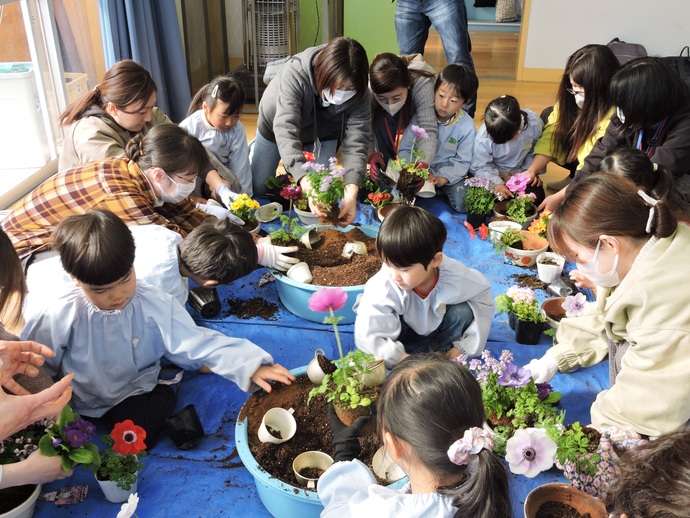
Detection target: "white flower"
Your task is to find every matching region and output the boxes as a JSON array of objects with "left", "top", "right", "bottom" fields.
[
  {"left": 504, "top": 428, "right": 557, "bottom": 478},
  {"left": 116, "top": 492, "right": 139, "bottom": 518}
]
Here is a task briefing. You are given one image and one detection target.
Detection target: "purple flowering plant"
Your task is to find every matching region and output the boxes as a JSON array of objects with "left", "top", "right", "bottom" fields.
[
  {"left": 456, "top": 350, "right": 563, "bottom": 456},
  {"left": 38, "top": 405, "right": 100, "bottom": 471},
  {"left": 463, "top": 177, "right": 497, "bottom": 215},
  {"left": 302, "top": 157, "right": 346, "bottom": 211}
]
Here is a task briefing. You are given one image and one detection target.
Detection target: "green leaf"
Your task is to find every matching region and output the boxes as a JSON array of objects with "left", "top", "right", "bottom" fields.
[
  {"left": 57, "top": 405, "right": 76, "bottom": 428},
  {"left": 60, "top": 454, "right": 72, "bottom": 472},
  {"left": 38, "top": 434, "right": 59, "bottom": 457},
  {"left": 69, "top": 447, "right": 96, "bottom": 464}
]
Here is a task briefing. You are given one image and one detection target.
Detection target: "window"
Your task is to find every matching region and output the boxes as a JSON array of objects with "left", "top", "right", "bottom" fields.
[{"left": 0, "top": 0, "right": 104, "bottom": 209}]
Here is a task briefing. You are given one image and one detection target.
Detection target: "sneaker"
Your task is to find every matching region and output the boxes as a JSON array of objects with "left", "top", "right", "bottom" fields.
[
  {"left": 546, "top": 176, "right": 572, "bottom": 191},
  {"left": 158, "top": 365, "right": 185, "bottom": 386}
]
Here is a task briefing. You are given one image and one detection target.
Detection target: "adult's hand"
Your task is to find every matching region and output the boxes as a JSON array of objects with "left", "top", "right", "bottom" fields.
[
  {"left": 0, "top": 373, "right": 73, "bottom": 440},
  {"left": 215, "top": 183, "right": 240, "bottom": 209},
  {"left": 337, "top": 184, "right": 359, "bottom": 226},
  {"left": 367, "top": 152, "right": 385, "bottom": 182},
  {"left": 0, "top": 449, "right": 73, "bottom": 489},
  {"left": 538, "top": 187, "right": 567, "bottom": 213},
  {"left": 298, "top": 176, "right": 329, "bottom": 219},
  {"left": 195, "top": 202, "right": 245, "bottom": 226},
  {"left": 494, "top": 184, "right": 513, "bottom": 200},
  {"left": 0, "top": 340, "right": 55, "bottom": 386}
]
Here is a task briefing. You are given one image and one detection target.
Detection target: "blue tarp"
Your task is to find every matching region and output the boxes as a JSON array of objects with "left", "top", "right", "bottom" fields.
[{"left": 33, "top": 197, "right": 608, "bottom": 517}]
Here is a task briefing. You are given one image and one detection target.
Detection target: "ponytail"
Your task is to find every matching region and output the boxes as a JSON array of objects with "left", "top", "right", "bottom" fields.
[
  {"left": 187, "top": 84, "right": 210, "bottom": 116},
  {"left": 439, "top": 451, "right": 512, "bottom": 518},
  {"left": 125, "top": 125, "right": 208, "bottom": 176},
  {"left": 186, "top": 75, "right": 246, "bottom": 118},
  {"left": 59, "top": 89, "right": 101, "bottom": 126}
]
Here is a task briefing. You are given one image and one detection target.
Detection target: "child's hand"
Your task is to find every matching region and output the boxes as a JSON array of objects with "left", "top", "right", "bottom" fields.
[
  {"left": 251, "top": 364, "right": 296, "bottom": 392},
  {"left": 569, "top": 270, "right": 596, "bottom": 290},
  {"left": 494, "top": 184, "right": 513, "bottom": 199},
  {"left": 522, "top": 169, "right": 543, "bottom": 187},
  {"left": 445, "top": 348, "right": 461, "bottom": 360},
  {"left": 428, "top": 173, "right": 448, "bottom": 187}
]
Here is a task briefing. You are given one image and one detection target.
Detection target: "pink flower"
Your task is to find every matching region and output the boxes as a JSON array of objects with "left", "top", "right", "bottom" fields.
[
  {"left": 505, "top": 428, "right": 557, "bottom": 478},
  {"left": 506, "top": 173, "right": 530, "bottom": 192},
  {"left": 308, "top": 288, "right": 348, "bottom": 312},
  {"left": 411, "top": 125, "right": 428, "bottom": 140}
]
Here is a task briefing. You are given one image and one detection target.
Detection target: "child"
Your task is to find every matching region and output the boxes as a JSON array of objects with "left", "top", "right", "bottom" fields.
[
  {"left": 353, "top": 205, "right": 493, "bottom": 368},
  {"left": 21, "top": 210, "right": 294, "bottom": 447},
  {"left": 318, "top": 353, "right": 512, "bottom": 517},
  {"left": 180, "top": 75, "right": 253, "bottom": 199},
  {"left": 606, "top": 430, "right": 690, "bottom": 518},
  {"left": 398, "top": 64, "right": 479, "bottom": 212},
  {"left": 469, "top": 95, "right": 546, "bottom": 205}
]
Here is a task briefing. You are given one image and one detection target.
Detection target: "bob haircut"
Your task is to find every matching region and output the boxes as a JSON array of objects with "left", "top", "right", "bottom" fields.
[
  {"left": 435, "top": 64, "right": 479, "bottom": 105},
  {"left": 314, "top": 37, "right": 369, "bottom": 105},
  {"left": 376, "top": 205, "right": 446, "bottom": 268},
  {"left": 52, "top": 210, "right": 135, "bottom": 286}
]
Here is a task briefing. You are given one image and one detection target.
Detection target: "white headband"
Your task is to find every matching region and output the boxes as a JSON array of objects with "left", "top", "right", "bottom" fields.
[{"left": 637, "top": 190, "right": 659, "bottom": 234}]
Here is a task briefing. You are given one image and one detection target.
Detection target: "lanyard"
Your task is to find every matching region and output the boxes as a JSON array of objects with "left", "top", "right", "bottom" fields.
[
  {"left": 637, "top": 117, "right": 668, "bottom": 157},
  {"left": 384, "top": 115, "right": 404, "bottom": 156}
]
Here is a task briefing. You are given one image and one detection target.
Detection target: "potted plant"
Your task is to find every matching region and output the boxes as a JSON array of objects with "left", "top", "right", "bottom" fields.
[
  {"left": 542, "top": 292, "right": 586, "bottom": 329},
  {"left": 229, "top": 193, "right": 261, "bottom": 233},
  {"left": 535, "top": 251, "right": 565, "bottom": 283},
  {"left": 387, "top": 125, "right": 432, "bottom": 203},
  {"left": 91, "top": 420, "right": 147, "bottom": 503},
  {"left": 264, "top": 173, "right": 293, "bottom": 211},
  {"left": 302, "top": 157, "right": 346, "bottom": 226},
  {"left": 496, "top": 285, "right": 546, "bottom": 344},
  {"left": 493, "top": 173, "right": 538, "bottom": 227},
  {"left": 495, "top": 227, "right": 549, "bottom": 268},
  {"left": 524, "top": 483, "right": 607, "bottom": 518},
  {"left": 463, "top": 176, "right": 496, "bottom": 228},
  {"left": 528, "top": 209, "right": 551, "bottom": 240},
  {"left": 268, "top": 183, "right": 308, "bottom": 245}
]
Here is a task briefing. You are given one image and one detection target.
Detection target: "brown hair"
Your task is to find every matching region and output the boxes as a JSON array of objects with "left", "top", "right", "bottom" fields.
[
  {"left": 314, "top": 37, "right": 369, "bottom": 105},
  {"left": 60, "top": 59, "right": 157, "bottom": 126},
  {"left": 125, "top": 124, "right": 209, "bottom": 176},
  {"left": 187, "top": 75, "right": 245, "bottom": 118},
  {"left": 606, "top": 431, "right": 690, "bottom": 518},
  {"left": 0, "top": 229, "right": 26, "bottom": 329},
  {"left": 178, "top": 218, "right": 257, "bottom": 284},
  {"left": 547, "top": 173, "right": 677, "bottom": 258}
]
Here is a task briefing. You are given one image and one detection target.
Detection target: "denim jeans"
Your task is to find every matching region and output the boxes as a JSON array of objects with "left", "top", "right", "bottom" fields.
[
  {"left": 250, "top": 131, "right": 338, "bottom": 196},
  {"left": 441, "top": 181, "right": 468, "bottom": 213},
  {"left": 399, "top": 301, "right": 474, "bottom": 355},
  {"left": 395, "top": 0, "right": 476, "bottom": 116}
]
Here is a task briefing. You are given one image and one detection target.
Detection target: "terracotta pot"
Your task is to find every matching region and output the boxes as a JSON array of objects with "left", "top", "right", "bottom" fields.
[
  {"left": 515, "top": 319, "right": 544, "bottom": 345},
  {"left": 504, "top": 230, "right": 549, "bottom": 268},
  {"left": 377, "top": 203, "right": 406, "bottom": 222},
  {"left": 524, "top": 483, "right": 607, "bottom": 518},
  {"left": 334, "top": 403, "right": 371, "bottom": 428},
  {"left": 493, "top": 199, "right": 538, "bottom": 229},
  {"left": 541, "top": 297, "right": 566, "bottom": 329}
]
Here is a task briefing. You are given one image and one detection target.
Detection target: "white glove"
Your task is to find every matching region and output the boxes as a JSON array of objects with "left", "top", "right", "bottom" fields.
[
  {"left": 215, "top": 183, "right": 240, "bottom": 209},
  {"left": 256, "top": 241, "right": 300, "bottom": 271},
  {"left": 523, "top": 354, "right": 559, "bottom": 383},
  {"left": 196, "top": 202, "right": 245, "bottom": 226}
]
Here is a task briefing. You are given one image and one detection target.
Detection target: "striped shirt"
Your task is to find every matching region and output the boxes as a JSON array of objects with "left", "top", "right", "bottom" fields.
[{"left": 2, "top": 157, "right": 209, "bottom": 258}]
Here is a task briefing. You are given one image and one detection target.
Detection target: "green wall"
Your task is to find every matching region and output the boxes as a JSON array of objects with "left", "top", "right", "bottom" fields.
[{"left": 343, "top": 0, "right": 398, "bottom": 60}]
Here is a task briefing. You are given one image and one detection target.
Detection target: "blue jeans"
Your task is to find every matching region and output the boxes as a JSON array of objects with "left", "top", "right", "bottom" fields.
[
  {"left": 395, "top": 0, "right": 476, "bottom": 116},
  {"left": 399, "top": 301, "right": 474, "bottom": 355},
  {"left": 250, "top": 132, "right": 339, "bottom": 196},
  {"left": 441, "top": 181, "right": 468, "bottom": 213}
]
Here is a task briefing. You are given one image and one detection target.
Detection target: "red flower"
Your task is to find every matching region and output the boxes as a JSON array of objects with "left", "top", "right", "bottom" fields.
[
  {"left": 464, "top": 221, "right": 476, "bottom": 240},
  {"left": 302, "top": 151, "right": 316, "bottom": 162},
  {"left": 478, "top": 223, "right": 489, "bottom": 240},
  {"left": 367, "top": 193, "right": 374, "bottom": 200},
  {"left": 111, "top": 420, "right": 147, "bottom": 456}
]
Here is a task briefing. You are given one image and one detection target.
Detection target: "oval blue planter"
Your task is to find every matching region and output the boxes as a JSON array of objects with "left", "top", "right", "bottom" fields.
[
  {"left": 272, "top": 225, "right": 379, "bottom": 324},
  {"left": 235, "top": 367, "right": 407, "bottom": 517}
]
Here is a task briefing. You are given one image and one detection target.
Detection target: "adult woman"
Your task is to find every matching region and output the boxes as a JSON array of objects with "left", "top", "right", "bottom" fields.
[
  {"left": 250, "top": 37, "right": 370, "bottom": 225},
  {"left": 525, "top": 174, "right": 690, "bottom": 437},
  {"left": 0, "top": 228, "right": 74, "bottom": 488},
  {"left": 59, "top": 59, "right": 238, "bottom": 208},
  {"left": 524, "top": 45, "right": 619, "bottom": 192},
  {"left": 368, "top": 53, "right": 437, "bottom": 169},
  {"left": 542, "top": 57, "right": 690, "bottom": 211}
]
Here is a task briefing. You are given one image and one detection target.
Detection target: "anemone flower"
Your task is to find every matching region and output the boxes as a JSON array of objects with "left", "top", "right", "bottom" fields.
[
  {"left": 112, "top": 420, "right": 147, "bottom": 456},
  {"left": 505, "top": 428, "right": 557, "bottom": 477},
  {"left": 117, "top": 492, "right": 139, "bottom": 518},
  {"left": 411, "top": 125, "right": 428, "bottom": 140},
  {"left": 506, "top": 173, "right": 530, "bottom": 192},
  {"left": 562, "top": 292, "right": 587, "bottom": 318},
  {"left": 308, "top": 288, "right": 348, "bottom": 359},
  {"left": 497, "top": 364, "right": 531, "bottom": 387}
]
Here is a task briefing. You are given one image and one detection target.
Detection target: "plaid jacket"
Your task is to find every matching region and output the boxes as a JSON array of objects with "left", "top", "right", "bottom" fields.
[{"left": 2, "top": 157, "right": 209, "bottom": 258}]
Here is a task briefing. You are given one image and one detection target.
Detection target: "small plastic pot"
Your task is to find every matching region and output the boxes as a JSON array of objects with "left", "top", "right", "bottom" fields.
[
  {"left": 163, "top": 404, "right": 206, "bottom": 450},
  {"left": 187, "top": 287, "right": 221, "bottom": 318},
  {"left": 515, "top": 319, "right": 545, "bottom": 345}
]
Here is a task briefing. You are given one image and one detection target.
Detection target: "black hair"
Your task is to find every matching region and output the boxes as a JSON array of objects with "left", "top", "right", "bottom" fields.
[
  {"left": 178, "top": 218, "right": 258, "bottom": 284},
  {"left": 610, "top": 57, "right": 690, "bottom": 132},
  {"left": 125, "top": 124, "right": 209, "bottom": 177},
  {"left": 52, "top": 210, "right": 135, "bottom": 286},
  {"left": 435, "top": 64, "right": 479, "bottom": 105},
  {"left": 376, "top": 205, "right": 446, "bottom": 268},
  {"left": 483, "top": 95, "right": 528, "bottom": 145},
  {"left": 378, "top": 354, "right": 512, "bottom": 518},
  {"left": 187, "top": 74, "right": 246, "bottom": 118},
  {"left": 0, "top": 228, "right": 26, "bottom": 329},
  {"left": 314, "top": 37, "right": 369, "bottom": 105}
]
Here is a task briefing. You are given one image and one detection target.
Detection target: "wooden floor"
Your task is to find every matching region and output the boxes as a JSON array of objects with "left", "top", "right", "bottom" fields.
[{"left": 240, "top": 31, "right": 568, "bottom": 186}]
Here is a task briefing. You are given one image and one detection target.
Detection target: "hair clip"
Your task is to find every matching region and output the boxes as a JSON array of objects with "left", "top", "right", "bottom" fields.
[
  {"left": 211, "top": 84, "right": 219, "bottom": 99},
  {"left": 637, "top": 190, "right": 659, "bottom": 234},
  {"left": 93, "top": 84, "right": 100, "bottom": 94},
  {"left": 447, "top": 427, "right": 494, "bottom": 466}
]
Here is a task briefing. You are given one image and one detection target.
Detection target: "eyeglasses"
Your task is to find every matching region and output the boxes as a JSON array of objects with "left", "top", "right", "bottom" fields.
[{"left": 565, "top": 86, "right": 585, "bottom": 96}]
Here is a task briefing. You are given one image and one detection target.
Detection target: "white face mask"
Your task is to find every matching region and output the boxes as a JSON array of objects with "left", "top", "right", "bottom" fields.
[
  {"left": 616, "top": 107, "right": 626, "bottom": 124},
  {"left": 321, "top": 88, "right": 356, "bottom": 107},
  {"left": 574, "top": 92, "right": 585, "bottom": 109},
  {"left": 378, "top": 96, "right": 407, "bottom": 116},
  {"left": 159, "top": 175, "right": 196, "bottom": 204},
  {"left": 575, "top": 238, "right": 621, "bottom": 288}
]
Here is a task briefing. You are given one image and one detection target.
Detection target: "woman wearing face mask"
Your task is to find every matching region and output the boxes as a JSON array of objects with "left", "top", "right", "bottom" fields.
[
  {"left": 367, "top": 53, "right": 438, "bottom": 179},
  {"left": 523, "top": 173, "right": 690, "bottom": 437},
  {"left": 250, "top": 37, "right": 370, "bottom": 225},
  {"left": 523, "top": 45, "right": 619, "bottom": 195}
]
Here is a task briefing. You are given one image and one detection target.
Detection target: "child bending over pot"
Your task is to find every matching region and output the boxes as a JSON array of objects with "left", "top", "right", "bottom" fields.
[
  {"left": 353, "top": 205, "right": 493, "bottom": 368},
  {"left": 21, "top": 210, "right": 294, "bottom": 447},
  {"left": 318, "top": 353, "right": 511, "bottom": 517}
]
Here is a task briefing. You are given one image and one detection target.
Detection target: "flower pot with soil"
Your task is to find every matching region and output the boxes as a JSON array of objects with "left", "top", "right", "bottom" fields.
[
  {"left": 377, "top": 202, "right": 408, "bottom": 222},
  {"left": 503, "top": 230, "right": 549, "bottom": 268},
  {"left": 272, "top": 225, "right": 379, "bottom": 324},
  {"left": 0, "top": 485, "right": 41, "bottom": 518},
  {"left": 493, "top": 199, "right": 538, "bottom": 230},
  {"left": 464, "top": 177, "right": 496, "bottom": 228},
  {"left": 524, "top": 483, "right": 607, "bottom": 518},
  {"left": 515, "top": 319, "right": 545, "bottom": 345},
  {"left": 294, "top": 207, "right": 320, "bottom": 226},
  {"left": 541, "top": 297, "right": 566, "bottom": 329},
  {"left": 496, "top": 286, "right": 547, "bottom": 345},
  {"left": 536, "top": 252, "right": 565, "bottom": 284}
]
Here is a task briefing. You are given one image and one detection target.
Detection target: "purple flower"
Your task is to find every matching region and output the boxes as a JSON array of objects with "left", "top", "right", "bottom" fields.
[
  {"left": 280, "top": 185, "right": 302, "bottom": 201},
  {"left": 411, "top": 125, "right": 428, "bottom": 140},
  {"left": 62, "top": 418, "right": 96, "bottom": 448},
  {"left": 505, "top": 428, "right": 557, "bottom": 478},
  {"left": 320, "top": 175, "right": 333, "bottom": 192},
  {"left": 464, "top": 176, "right": 494, "bottom": 190},
  {"left": 506, "top": 173, "right": 530, "bottom": 192},
  {"left": 536, "top": 383, "right": 553, "bottom": 400},
  {"left": 562, "top": 292, "right": 587, "bottom": 318},
  {"left": 497, "top": 364, "right": 531, "bottom": 387},
  {"left": 52, "top": 438, "right": 63, "bottom": 448}
]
